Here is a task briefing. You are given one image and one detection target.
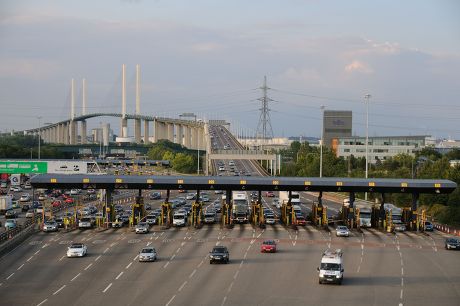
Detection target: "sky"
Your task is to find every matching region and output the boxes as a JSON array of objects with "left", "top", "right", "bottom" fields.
[{"left": 1, "top": 0, "right": 460, "bottom": 140}]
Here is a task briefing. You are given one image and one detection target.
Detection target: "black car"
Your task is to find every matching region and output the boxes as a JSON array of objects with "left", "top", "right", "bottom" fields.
[
  {"left": 445, "top": 238, "right": 460, "bottom": 250},
  {"left": 5, "top": 210, "right": 17, "bottom": 219},
  {"left": 54, "top": 217, "right": 64, "bottom": 228},
  {"left": 210, "top": 246, "right": 229, "bottom": 264},
  {"left": 22, "top": 204, "right": 30, "bottom": 212},
  {"left": 149, "top": 192, "right": 161, "bottom": 200}
]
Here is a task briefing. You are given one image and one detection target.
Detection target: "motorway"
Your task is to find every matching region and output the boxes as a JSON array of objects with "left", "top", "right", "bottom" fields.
[{"left": 0, "top": 125, "right": 459, "bottom": 306}]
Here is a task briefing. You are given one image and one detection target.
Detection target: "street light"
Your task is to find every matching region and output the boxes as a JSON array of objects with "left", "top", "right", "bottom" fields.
[
  {"left": 37, "top": 116, "right": 42, "bottom": 159},
  {"left": 364, "top": 94, "right": 371, "bottom": 200},
  {"left": 319, "top": 105, "right": 325, "bottom": 177}
]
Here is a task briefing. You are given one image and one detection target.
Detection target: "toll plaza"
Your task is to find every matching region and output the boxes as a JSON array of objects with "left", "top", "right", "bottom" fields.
[{"left": 30, "top": 175, "right": 457, "bottom": 231}]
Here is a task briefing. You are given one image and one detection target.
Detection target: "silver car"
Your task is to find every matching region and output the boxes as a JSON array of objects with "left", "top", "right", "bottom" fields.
[
  {"left": 336, "top": 226, "right": 350, "bottom": 237},
  {"left": 135, "top": 222, "right": 149, "bottom": 234},
  {"left": 43, "top": 221, "right": 58, "bottom": 232},
  {"left": 139, "top": 247, "right": 157, "bottom": 262}
]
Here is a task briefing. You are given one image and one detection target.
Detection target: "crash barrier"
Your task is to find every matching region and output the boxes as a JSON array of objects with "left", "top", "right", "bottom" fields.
[
  {"left": 434, "top": 223, "right": 460, "bottom": 237},
  {"left": 0, "top": 215, "right": 38, "bottom": 244},
  {"left": 0, "top": 220, "right": 38, "bottom": 258}
]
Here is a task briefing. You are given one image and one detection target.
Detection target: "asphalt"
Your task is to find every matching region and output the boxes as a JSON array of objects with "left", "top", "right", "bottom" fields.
[{"left": 0, "top": 218, "right": 459, "bottom": 306}]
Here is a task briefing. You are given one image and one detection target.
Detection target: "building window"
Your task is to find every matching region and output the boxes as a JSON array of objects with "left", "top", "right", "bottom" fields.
[{"left": 344, "top": 149, "right": 350, "bottom": 152}]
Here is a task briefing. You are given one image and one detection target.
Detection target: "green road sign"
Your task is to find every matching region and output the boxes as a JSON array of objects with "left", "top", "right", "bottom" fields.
[{"left": 0, "top": 161, "right": 48, "bottom": 174}]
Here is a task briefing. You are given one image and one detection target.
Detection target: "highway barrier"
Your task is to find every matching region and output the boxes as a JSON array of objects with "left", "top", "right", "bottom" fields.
[
  {"left": 434, "top": 223, "right": 460, "bottom": 237},
  {"left": 0, "top": 219, "right": 39, "bottom": 258}
]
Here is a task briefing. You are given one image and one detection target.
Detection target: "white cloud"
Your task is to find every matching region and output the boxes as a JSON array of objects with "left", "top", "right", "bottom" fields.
[
  {"left": 0, "top": 58, "right": 61, "bottom": 80},
  {"left": 190, "top": 42, "right": 224, "bottom": 53},
  {"left": 344, "top": 60, "right": 373, "bottom": 74}
]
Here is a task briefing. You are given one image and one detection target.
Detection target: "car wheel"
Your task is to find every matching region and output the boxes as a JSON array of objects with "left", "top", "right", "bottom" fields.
[
  {"left": 319, "top": 279, "right": 322, "bottom": 284},
  {"left": 210, "top": 261, "right": 213, "bottom": 264}
]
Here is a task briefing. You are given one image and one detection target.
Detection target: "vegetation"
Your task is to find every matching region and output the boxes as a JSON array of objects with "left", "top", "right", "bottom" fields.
[
  {"left": 0, "top": 135, "right": 65, "bottom": 159},
  {"left": 279, "top": 141, "right": 460, "bottom": 226},
  {"left": 146, "top": 140, "right": 199, "bottom": 174}
]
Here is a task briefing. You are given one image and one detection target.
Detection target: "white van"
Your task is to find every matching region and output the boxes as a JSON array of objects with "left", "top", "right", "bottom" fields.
[
  {"left": 318, "top": 249, "right": 344, "bottom": 285},
  {"left": 173, "top": 212, "right": 187, "bottom": 227}
]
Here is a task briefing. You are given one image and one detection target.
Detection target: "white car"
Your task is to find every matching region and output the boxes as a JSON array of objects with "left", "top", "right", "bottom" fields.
[
  {"left": 20, "top": 193, "right": 31, "bottom": 202},
  {"left": 78, "top": 217, "right": 93, "bottom": 229},
  {"left": 135, "top": 222, "right": 149, "bottom": 234},
  {"left": 218, "top": 166, "right": 225, "bottom": 171},
  {"left": 139, "top": 247, "right": 157, "bottom": 262},
  {"left": 336, "top": 226, "right": 350, "bottom": 237},
  {"left": 67, "top": 243, "right": 88, "bottom": 257},
  {"left": 10, "top": 186, "right": 22, "bottom": 192}
]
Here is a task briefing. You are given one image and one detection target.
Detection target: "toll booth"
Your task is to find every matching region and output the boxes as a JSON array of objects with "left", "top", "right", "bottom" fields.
[
  {"left": 160, "top": 202, "right": 172, "bottom": 227},
  {"left": 402, "top": 207, "right": 414, "bottom": 230},
  {"left": 131, "top": 193, "right": 145, "bottom": 226},
  {"left": 312, "top": 203, "right": 325, "bottom": 226},
  {"left": 221, "top": 190, "right": 232, "bottom": 227},
  {"left": 371, "top": 206, "right": 380, "bottom": 228},
  {"left": 191, "top": 201, "right": 203, "bottom": 227},
  {"left": 385, "top": 209, "right": 393, "bottom": 232},
  {"left": 417, "top": 209, "right": 426, "bottom": 231},
  {"left": 281, "top": 202, "right": 294, "bottom": 226}
]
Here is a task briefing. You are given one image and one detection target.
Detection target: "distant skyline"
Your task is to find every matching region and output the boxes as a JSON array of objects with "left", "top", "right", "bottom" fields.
[{"left": 1, "top": 0, "right": 459, "bottom": 139}]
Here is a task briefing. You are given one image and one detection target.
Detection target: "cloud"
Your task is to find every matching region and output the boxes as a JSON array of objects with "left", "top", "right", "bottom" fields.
[
  {"left": 344, "top": 60, "right": 373, "bottom": 74},
  {"left": 190, "top": 42, "right": 224, "bottom": 53}
]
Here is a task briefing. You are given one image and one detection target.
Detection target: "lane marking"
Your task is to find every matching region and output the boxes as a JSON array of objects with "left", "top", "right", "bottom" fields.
[
  {"left": 17, "top": 264, "right": 24, "bottom": 270},
  {"left": 71, "top": 273, "right": 81, "bottom": 282},
  {"left": 84, "top": 263, "right": 93, "bottom": 271},
  {"left": 197, "top": 260, "right": 204, "bottom": 268},
  {"left": 37, "top": 299, "right": 48, "bottom": 306},
  {"left": 178, "top": 280, "right": 187, "bottom": 292},
  {"left": 133, "top": 255, "right": 139, "bottom": 261},
  {"left": 176, "top": 248, "right": 180, "bottom": 253},
  {"left": 170, "top": 254, "right": 176, "bottom": 260},
  {"left": 181, "top": 241, "right": 186, "bottom": 246},
  {"left": 59, "top": 256, "right": 65, "bottom": 262},
  {"left": 146, "top": 242, "right": 152, "bottom": 246},
  {"left": 400, "top": 289, "right": 404, "bottom": 299},
  {"left": 27, "top": 256, "right": 33, "bottom": 262},
  {"left": 163, "top": 262, "right": 169, "bottom": 269},
  {"left": 401, "top": 267, "right": 404, "bottom": 276},
  {"left": 42, "top": 243, "right": 49, "bottom": 249},
  {"left": 6, "top": 273, "right": 14, "bottom": 280},
  {"left": 95, "top": 255, "right": 101, "bottom": 261},
  {"left": 115, "top": 271, "right": 124, "bottom": 280},
  {"left": 243, "top": 252, "right": 248, "bottom": 259},
  {"left": 165, "top": 295, "right": 176, "bottom": 306},
  {"left": 103, "top": 248, "right": 109, "bottom": 254},
  {"left": 227, "top": 281, "right": 234, "bottom": 294},
  {"left": 102, "top": 283, "right": 112, "bottom": 293},
  {"left": 189, "top": 269, "right": 197, "bottom": 278},
  {"left": 239, "top": 260, "right": 244, "bottom": 268},
  {"left": 53, "top": 285, "right": 66, "bottom": 295},
  {"left": 233, "top": 270, "right": 239, "bottom": 279},
  {"left": 34, "top": 250, "right": 40, "bottom": 255},
  {"left": 126, "top": 262, "right": 132, "bottom": 269}
]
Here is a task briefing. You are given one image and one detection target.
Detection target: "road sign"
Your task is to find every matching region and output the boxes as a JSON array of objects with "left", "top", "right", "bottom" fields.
[
  {"left": 0, "top": 161, "right": 48, "bottom": 174},
  {"left": 47, "top": 161, "right": 88, "bottom": 174}
]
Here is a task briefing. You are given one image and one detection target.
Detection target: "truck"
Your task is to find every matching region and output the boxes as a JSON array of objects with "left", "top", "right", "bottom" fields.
[
  {"left": 355, "top": 203, "right": 372, "bottom": 228},
  {"left": 278, "top": 191, "right": 301, "bottom": 208},
  {"left": 318, "top": 249, "right": 344, "bottom": 285},
  {"left": 232, "top": 191, "right": 249, "bottom": 224},
  {"left": 0, "top": 196, "right": 13, "bottom": 215},
  {"left": 384, "top": 203, "right": 405, "bottom": 231}
]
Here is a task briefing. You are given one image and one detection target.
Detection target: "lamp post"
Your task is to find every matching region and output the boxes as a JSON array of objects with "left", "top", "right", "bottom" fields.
[
  {"left": 364, "top": 94, "right": 371, "bottom": 200},
  {"left": 37, "top": 116, "right": 42, "bottom": 159},
  {"left": 319, "top": 105, "right": 325, "bottom": 177}
]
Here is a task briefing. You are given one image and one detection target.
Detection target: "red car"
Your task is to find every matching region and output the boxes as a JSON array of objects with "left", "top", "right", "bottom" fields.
[
  {"left": 265, "top": 191, "right": 275, "bottom": 197},
  {"left": 261, "top": 240, "right": 277, "bottom": 253},
  {"left": 64, "top": 197, "right": 74, "bottom": 204},
  {"left": 296, "top": 216, "right": 306, "bottom": 226},
  {"left": 52, "top": 200, "right": 62, "bottom": 208}
]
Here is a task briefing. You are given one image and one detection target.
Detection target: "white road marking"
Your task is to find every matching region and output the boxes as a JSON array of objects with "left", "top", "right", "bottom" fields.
[
  {"left": 400, "top": 289, "right": 404, "bottom": 299},
  {"left": 170, "top": 254, "right": 176, "bottom": 260},
  {"left": 53, "top": 285, "right": 66, "bottom": 295},
  {"left": 71, "top": 273, "right": 81, "bottom": 282},
  {"left": 401, "top": 278, "right": 404, "bottom": 286},
  {"left": 401, "top": 267, "right": 404, "bottom": 276},
  {"left": 84, "top": 263, "right": 93, "bottom": 271},
  {"left": 176, "top": 248, "right": 181, "bottom": 253},
  {"left": 233, "top": 270, "right": 239, "bottom": 279},
  {"left": 165, "top": 295, "right": 176, "bottom": 306},
  {"left": 95, "top": 255, "right": 101, "bottom": 261},
  {"left": 6, "top": 273, "right": 14, "bottom": 280},
  {"left": 221, "top": 296, "right": 227, "bottom": 306},
  {"left": 197, "top": 260, "right": 204, "bottom": 268},
  {"left": 27, "top": 256, "right": 33, "bottom": 262},
  {"left": 125, "top": 262, "right": 132, "bottom": 269},
  {"left": 243, "top": 252, "right": 248, "bottom": 259},
  {"left": 163, "top": 262, "right": 170, "bottom": 269},
  {"left": 134, "top": 255, "right": 139, "bottom": 261},
  {"left": 178, "top": 280, "right": 187, "bottom": 292},
  {"left": 102, "top": 282, "right": 112, "bottom": 293},
  {"left": 58, "top": 255, "right": 65, "bottom": 261},
  {"left": 42, "top": 243, "right": 49, "bottom": 249},
  {"left": 146, "top": 242, "right": 152, "bottom": 246},
  {"left": 17, "top": 264, "right": 24, "bottom": 270},
  {"left": 189, "top": 269, "right": 197, "bottom": 278},
  {"left": 103, "top": 248, "right": 109, "bottom": 254},
  {"left": 37, "top": 299, "right": 48, "bottom": 306},
  {"left": 227, "top": 281, "right": 234, "bottom": 293},
  {"left": 115, "top": 271, "right": 124, "bottom": 280},
  {"left": 34, "top": 250, "right": 40, "bottom": 255},
  {"left": 181, "top": 241, "right": 185, "bottom": 246},
  {"left": 246, "top": 245, "right": 251, "bottom": 251},
  {"left": 239, "top": 260, "right": 244, "bottom": 268}
]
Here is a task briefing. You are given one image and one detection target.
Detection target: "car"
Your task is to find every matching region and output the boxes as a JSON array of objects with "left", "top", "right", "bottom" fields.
[
  {"left": 70, "top": 189, "right": 80, "bottom": 195},
  {"left": 149, "top": 192, "right": 161, "bottom": 200},
  {"left": 38, "top": 194, "right": 47, "bottom": 201},
  {"left": 52, "top": 200, "right": 62, "bottom": 208},
  {"left": 112, "top": 218, "right": 124, "bottom": 228},
  {"left": 336, "top": 226, "right": 350, "bottom": 237},
  {"left": 146, "top": 215, "right": 157, "bottom": 225},
  {"left": 424, "top": 221, "right": 434, "bottom": 231},
  {"left": 4, "top": 219, "right": 17, "bottom": 230},
  {"left": 209, "top": 246, "right": 229, "bottom": 264},
  {"left": 318, "top": 249, "right": 344, "bottom": 285},
  {"left": 67, "top": 243, "right": 88, "bottom": 257},
  {"left": 214, "top": 190, "right": 223, "bottom": 194},
  {"left": 186, "top": 193, "right": 196, "bottom": 200},
  {"left": 265, "top": 191, "right": 275, "bottom": 197},
  {"left": 204, "top": 211, "right": 216, "bottom": 224},
  {"left": 43, "top": 220, "right": 58, "bottom": 232},
  {"left": 213, "top": 203, "right": 222, "bottom": 213},
  {"left": 139, "top": 247, "right": 157, "bottom": 262},
  {"left": 392, "top": 220, "right": 406, "bottom": 232},
  {"left": 445, "top": 238, "right": 460, "bottom": 250},
  {"left": 218, "top": 166, "right": 225, "bottom": 171},
  {"left": 10, "top": 186, "right": 22, "bottom": 192},
  {"left": 19, "top": 193, "right": 31, "bottom": 202},
  {"left": 135, "top": 222, "right": 149, "bottom": 234},
  {"left": 21, "top": 204, "right": 30, "bottom": 212},
  {"left": 54, "top": 217, "right": 64, "bottom": 228},
  {"left": 65, "top": 197, "right": 74, "bottom": 204},
  {"left": 261, "top": 240, "right": 277, "bottom": 253},
  {"left": 12, "top": 200, "right": 20, "bottom": 209},
  {"left": 5, "top": 210, "right": 17, "bottom": 219},
  {"left": 264, "top": 213, "right": 276, "bottom": 225},
  {"left": 78, "top": 217, "right": 93, "bottom": 229},
  {"left": 296, "top": 215, "right": 307, "bottom": 226},
  {"left": 178, "top": 189, "right": 187, "bottom": 193},
  {"left": 25, "top": 209, "right": 35, "bottom": 218},
  {"left": 32, "top": 201, "right": 40, "bottom": 209},
  {"left": 200, "top": 194, "right": 210, "bottom": 202},
  {"left": 35, "top": 206, "right": 44, "bottom": 214}
]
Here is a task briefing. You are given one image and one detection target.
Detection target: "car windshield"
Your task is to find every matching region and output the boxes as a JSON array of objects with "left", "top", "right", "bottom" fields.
[
  {"left": 70, "top": 244, "right": 83, "bottom": 248},
  {"left": 213, "top": 247, "right": 226, "bottom": 253},
  {"left": 321, "top": 263, "right": 341, "bottom": 271},
  {"left": 338, "top": 226, "right": 348, "bottom": 230},
  {"left": 447, "top": 238, "right": 459, "bottom": 243},
  {"left": 263, "top": 240, "right": 275, "bottom": 245},
  {"left": 141, "top": 248, "right": 154, "bottom": 253}
]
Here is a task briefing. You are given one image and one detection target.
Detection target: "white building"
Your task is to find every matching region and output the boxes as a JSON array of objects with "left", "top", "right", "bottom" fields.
[{"left": 334, "top": 135, "right": 431, "bottom": 163}]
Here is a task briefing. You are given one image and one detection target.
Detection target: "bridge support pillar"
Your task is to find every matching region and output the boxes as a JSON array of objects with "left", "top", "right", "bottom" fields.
[
  {"left": 134, "top": 119, "right": 141, "bottom": 144},
  {"left": 121, "top": 118, "right": 128, "bottom": 138},
  {"left": 105, "top": 189, "right": 114, "bottom": 226},
  {"left": 184, "top": 127, "right": 191, "bottom": 148},
  {"left": 191, "top": 128, "right": 198, "bottom": 149},
  {"left": 348, "top": 192, "right": 355, "bottom": 229},
  {"left": 63, "top": 123, "right": 69, "bottom": 144},
  {"left": 143, "top": 120, "right": 150, "bottom": 144},
  {"left": 379, "top": 193, "right": 386, "bottom": 229},
  {"left": 411, "top": 193, "right": 419, "bottom": 231},
  {"left": 69, "top": 120, "right": 77, "bottom": 145},
  {"left": 177, "top": 125, "right": 184, "bottom": 145},
  {"left": 167, "top": 123, "right": 175, "bottom": 143},
  {"left": 199, "top": 127, "right": 206, "bottom": 150},
  {"left": 81, "top": 120, "right": 87, "bottom": 144}
]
